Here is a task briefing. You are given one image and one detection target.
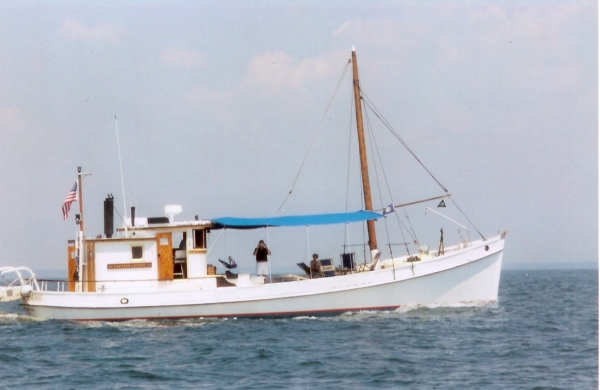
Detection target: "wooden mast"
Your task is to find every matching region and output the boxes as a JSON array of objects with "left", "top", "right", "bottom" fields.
[{"left": 351, "top": 48, "right": 378, "bottom": 255}]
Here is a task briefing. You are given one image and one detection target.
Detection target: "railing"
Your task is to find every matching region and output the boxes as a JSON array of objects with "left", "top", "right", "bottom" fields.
[
  {"left": 33, "top": 276, "right": 227, "bottom": 292},
  {"left": 0, "top": 266, "right": 40, "bottom": 291},
  {"left": 37, "top": 279, "right": 69, "bottom": 292},
  {"left": 32, "top": 273, "right": 308, "bottom": 293}
]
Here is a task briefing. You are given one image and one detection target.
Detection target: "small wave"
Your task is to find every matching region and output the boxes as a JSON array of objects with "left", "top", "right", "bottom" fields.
[
  {"left": 394, "top": 300, "right": 498, "bottom": 314},
  {"left": 338, "top": 310, "right": 391, "bottom": 320},
  {"left": 78, "top": 317, "right": 223, "bottom": 329},
  {"left": 291, "top": 315, "right": 318, "bottom": 320},
  {"left": 422, "top": 300, "right": 498, "bottom": 309},
  {"left": 0, "top": 311, "right": 44, "bottom": 323},
  {"left": 394, "top": 304, "right": 422, "bottom": 313}
]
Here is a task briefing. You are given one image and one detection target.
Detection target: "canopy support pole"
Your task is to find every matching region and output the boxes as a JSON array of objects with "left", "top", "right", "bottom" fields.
[{"left": 266, "top": 226, "right": 271, "bottom": 284}]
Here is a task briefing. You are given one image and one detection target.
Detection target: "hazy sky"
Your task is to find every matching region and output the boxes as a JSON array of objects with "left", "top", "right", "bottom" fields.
[{"left": 0, "top": 1, "right": 596, "bottom": 272}]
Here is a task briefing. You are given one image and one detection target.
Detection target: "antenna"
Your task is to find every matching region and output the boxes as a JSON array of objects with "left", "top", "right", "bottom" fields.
[{"left": 114, "top": 115, "right": 128, "bottom": 232}]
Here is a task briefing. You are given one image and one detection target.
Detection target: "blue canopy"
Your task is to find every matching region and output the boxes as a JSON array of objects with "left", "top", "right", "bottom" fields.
[{"left": 211, "top": 210, "right": 382, "bottom": 230}]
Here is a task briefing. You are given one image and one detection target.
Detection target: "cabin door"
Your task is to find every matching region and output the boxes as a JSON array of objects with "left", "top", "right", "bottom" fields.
[{"left": 156, "top": 233, "right": 173, "bottom": 281}]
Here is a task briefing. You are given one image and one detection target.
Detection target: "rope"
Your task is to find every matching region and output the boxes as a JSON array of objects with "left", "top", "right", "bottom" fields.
[
  {"left": 364, "top": 103, "right": 393, "bottom": 249},
  {"left": 344, "top": 86, "right": 354, "bottom": 253},
  {"left": 275, "top": 59, "right": 352, "bottom": 215},
  {"left": 363, "top": 104, "right": 414, "bottom": 256},
  {"left": 365, "top": 104, "right": 397, "bottom": 279},
  {"left": 397, "top": 213, "right": 412, "bottom": 257},
  {"left": 361, "top": 92, "right": 449, "bottom": 193},
  {"left": 360, "top": 189, "right": 367, "bottom": 263},
  {"left": 448, "top": 197, "right": 486, "bottom": 240},
  {"left": 112, "top": 205, "right": 125, "bottom": 226},
  {"left": 206, "top": 227, "right": 225, "bottom": 254},
  {"left": 360, "top": 89, "right": 486, "bottom": 240}
]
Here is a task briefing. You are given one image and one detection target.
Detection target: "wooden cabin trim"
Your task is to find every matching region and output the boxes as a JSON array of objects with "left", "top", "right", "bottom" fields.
[
  {"left": 85, "top": 241, "right": 96, "bottom": 292},
  {"left": 67, "top": 244, "right": 76, "bottom": 292}
]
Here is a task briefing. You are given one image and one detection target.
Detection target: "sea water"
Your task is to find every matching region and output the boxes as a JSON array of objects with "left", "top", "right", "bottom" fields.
[{"left": 0, "top": 269, "right": 597, "bottom": 389}]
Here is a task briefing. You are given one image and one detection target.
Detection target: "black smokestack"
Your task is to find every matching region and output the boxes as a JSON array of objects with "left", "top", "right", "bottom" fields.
[
  {"left": 131, "top": 206, "right": 136, "bottom": 227},
  {"left": 104, "top": 195, "right": 114, "bottom": 238}
]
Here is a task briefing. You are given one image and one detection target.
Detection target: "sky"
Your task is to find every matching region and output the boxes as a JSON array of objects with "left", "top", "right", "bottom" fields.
[{"left": 0, "top": 1, "right": 596, "bottom": 273}]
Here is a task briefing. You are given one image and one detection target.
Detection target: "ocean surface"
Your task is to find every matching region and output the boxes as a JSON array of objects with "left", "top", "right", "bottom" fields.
[{"left": 0, "top": 269, "right": 597, "bottom": 389}]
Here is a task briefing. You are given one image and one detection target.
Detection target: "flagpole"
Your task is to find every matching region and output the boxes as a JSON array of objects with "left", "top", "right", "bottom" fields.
[
  {"left": 77, "top": 166, "right": 84, "bottom": 234},
  {"left": 76, "top": 167, "right": 85, "bottom": 291},
  {"left": 76, "top": 166, "right": 92, "bottom": 291}
]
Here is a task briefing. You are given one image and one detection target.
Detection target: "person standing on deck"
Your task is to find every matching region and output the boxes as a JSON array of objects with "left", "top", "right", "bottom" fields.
[
  {"left": 253, "top": 240, "right": 271, "bottom": 281},
  {"left": 310, "top": 253, "right": 320, "bottom": 278}
]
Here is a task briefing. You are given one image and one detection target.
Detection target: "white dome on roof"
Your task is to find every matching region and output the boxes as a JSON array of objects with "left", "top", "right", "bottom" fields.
[{"left": 164, "top": 205, "right": 182, "bottom": 222}]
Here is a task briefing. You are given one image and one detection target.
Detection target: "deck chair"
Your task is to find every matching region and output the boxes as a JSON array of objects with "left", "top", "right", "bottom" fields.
[
  {"left": 296, "top": 262, "right": 311, "bottom": 277},
  {"left": 174, "top": 249, "right": 186, "bottom": 278},
  {"left": 356, "top": 252, "right": 381, "bottom": 273},
  {"left": 318, "top": 259, "right": 336, "bottom": 278}
]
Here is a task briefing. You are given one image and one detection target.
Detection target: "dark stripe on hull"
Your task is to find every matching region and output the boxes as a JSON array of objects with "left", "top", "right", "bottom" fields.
[{"left": 23, "top": 304, "right": 405, "bottom": 322}]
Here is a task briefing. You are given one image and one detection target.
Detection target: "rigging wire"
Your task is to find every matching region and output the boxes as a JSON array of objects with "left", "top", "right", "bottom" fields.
[
  {"left": 360, "top": 188, "right": 367, "bottom": 264},
  {"left": 360, "top": 89, "right": 486, "bottom": 240},
  {"left": 114, "top": 115, "right": 128, "bottom": 235},
  {"left": 364, "top": 103, "right": 396, "bottom": 280},
  {"left": 363, "top": 103, "right": 415, "bottom": 256},
  {"left": 275, "top": 59, "right": 352, "bottom": 216},
  {"left": 205, "top": 227, "right": 225, "bottom": 254},
  {"left": 363, "top": 103, "right": 390, "bottom": 253},
  {"left": 360, "top": 92, "right": 448, "bottom": 194},
  {"left": 344, "top": 85, "right": 355, "bottom": 254}
]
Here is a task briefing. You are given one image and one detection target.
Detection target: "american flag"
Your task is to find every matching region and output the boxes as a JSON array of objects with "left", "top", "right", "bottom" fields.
[{"left": 62, "top": 182, "right": 78, "bottom": 220}]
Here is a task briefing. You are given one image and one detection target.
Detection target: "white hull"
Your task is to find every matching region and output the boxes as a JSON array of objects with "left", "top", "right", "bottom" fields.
[{"left": 21, "top": 234, "right": 504, "bottom": 321}]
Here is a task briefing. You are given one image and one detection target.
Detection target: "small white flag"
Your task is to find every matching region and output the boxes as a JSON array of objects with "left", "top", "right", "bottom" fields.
[{"left": 383, "top": 204, "right": 395, "bottom": 216}]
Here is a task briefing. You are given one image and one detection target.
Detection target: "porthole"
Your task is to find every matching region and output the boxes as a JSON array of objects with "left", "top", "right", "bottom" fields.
[
  {"left": 120, "top": 298, "right": 129, "bottom": 304},
  {"left": 485, "top": 245, "right": 489, "bottom": 251}
]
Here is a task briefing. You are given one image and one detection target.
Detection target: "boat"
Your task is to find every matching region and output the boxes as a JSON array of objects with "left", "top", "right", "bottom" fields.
[{"left": 0, "top": 49, "right": 506, "bottom": 321}]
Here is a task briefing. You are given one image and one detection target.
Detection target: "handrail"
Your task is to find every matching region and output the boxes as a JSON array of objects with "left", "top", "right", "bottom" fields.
[
  {"left": 34, "top": 275, "right": 233, "bottom": 292},
  {"left": 1, "top": 266, "right": 40, "bottom": 291}
]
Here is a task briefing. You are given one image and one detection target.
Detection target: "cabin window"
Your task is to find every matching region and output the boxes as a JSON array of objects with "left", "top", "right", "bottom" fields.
[
  {"left": 193, "top": 229, "right": 207, "bottom": 249},
  {"left": 131, "top": 245, "right": 143, "bottom": 260}
]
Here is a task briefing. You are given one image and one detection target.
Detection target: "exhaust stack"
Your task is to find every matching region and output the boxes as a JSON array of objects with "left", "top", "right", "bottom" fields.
[{"left": 104, "top": 195, "right": 114, "bottom": 238}]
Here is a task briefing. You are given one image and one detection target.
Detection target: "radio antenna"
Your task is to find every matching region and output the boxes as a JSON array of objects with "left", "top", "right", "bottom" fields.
[{"left": 114, "top": 115, "right": 128, "bottom": 233}]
